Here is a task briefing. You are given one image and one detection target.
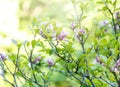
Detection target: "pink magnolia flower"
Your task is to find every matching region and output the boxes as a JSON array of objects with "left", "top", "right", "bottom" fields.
[
  {"left": 58, "top": 31, "right": 68, "bottom": 40},
  {"left": 47, "top": 58, "right": 54, "bottom": 66},
  {"left": 0, "top": 53, "right": 7, "bottom": 61},
  {"left": 32, "top": 56, "right": 41, "bottom": 64},
  {"left": 79, "top": 28, "right": 85, "bottom": 35}
]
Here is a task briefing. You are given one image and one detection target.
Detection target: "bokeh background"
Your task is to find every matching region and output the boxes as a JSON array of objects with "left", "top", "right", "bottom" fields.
[{"left": 0, "top": 0, "right": 99, "bottom": 52}]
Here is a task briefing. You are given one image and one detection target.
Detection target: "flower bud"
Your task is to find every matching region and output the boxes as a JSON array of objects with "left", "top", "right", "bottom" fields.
[
  {"left": 71, "top": 22, "right": 76, "bottom": 30},
  {"left": 32, "top": 56, "right": 41, "bottom": 64},
  {"left": 0, "top": 53, "right": 7, "bottom": 61},
  {"left": 115, "top": 11, "right": 120, "bottom": 19},
  {"left": 96, "top": 56, "right": 104, "bottom": 65},
  {"left": 47, "top": 58, "right": 54, "bottom": 66},
  {"left": 79, "top": 28, "right": 85, "bottom": 35},
  {"left": 96, "top": 56, "right": 100, "bottom": 63},
  {"left": 39, "top": 31, "right": 47, "bottom": 38}
]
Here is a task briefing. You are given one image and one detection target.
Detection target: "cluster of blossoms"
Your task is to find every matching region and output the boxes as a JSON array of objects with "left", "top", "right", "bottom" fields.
[
  {"left": 71, "top": 22, "right": 86, "bottom": 36},
  {"left": 31, "top": 56, "right": 54, "bottom": 67},
  {"left": 39, "top": 21, "right": 68, "bottom": 41},
  {"left": 74, "top": 28, "right": 86, "bottom": 41}
]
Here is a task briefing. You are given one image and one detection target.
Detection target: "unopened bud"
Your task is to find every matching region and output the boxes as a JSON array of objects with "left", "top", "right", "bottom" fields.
[
  {"left": 71, "top": 22, "right": 76, "bottom": 30},
  {"left": 0, "top": 53, "right": 7, "bottom": 61},
  {"left": 47, "top": 58, "right": 54, "bottom": 66}
]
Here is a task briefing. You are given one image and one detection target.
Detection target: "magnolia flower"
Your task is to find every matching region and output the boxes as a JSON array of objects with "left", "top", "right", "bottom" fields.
[
  {"left": 32, "top": 56, "right": 41, "bottom": 64},
  {"left": 74, "top": 28, "right": 85, "bottom": 38},
  {"left": 58, "top": 31, "right": 68, "bottom": 40},
  {"left": 0, "top": 53, "right": 7, "bottom": 61},
  {"left": 79, "top": 28, "right": 85, "bottom": 35},
  {"left": 47, "top": 58, "right": 54, "bottom": 66}
]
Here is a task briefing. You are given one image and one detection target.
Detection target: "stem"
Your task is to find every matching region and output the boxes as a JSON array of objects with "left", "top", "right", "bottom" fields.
[
  {"left": 29, "top": 49, "right": 42, "bottom": 87},
  {"left": 94, "top": 76, "right": 114, "bottom": 87},
  {"left": 112, "top": 72, "right": 120, "bottom": 87},
  {"left": 65, "top": 66, "right": 88, "bottom": 86},
  {"left": 13, "top": 47, "right": 21, "bottom": 87},
  {"left": 87, "top": 76, "right": 95, "bottom": 87},
  {"left": 104, "top": 0, "right": 117, "bottom": 39}
]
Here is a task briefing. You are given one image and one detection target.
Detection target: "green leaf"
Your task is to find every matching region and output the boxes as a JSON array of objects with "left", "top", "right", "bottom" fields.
[
  {"left": 97, "top": 1, "right": 103, "bottom": 4},
  {"left": 31, "top": 40, "right": 36, "bottom": 48},
  {"left": 107, "top": 56, "right": 114, "bottom": 67},
  {"left": 86, "top": 47, "right": 92, "bottom": 54},
  {"left": 50, "top": 72, "right": 66, "bottom": 82},
  {"left": 17, "top": 43, "right": 22, "bottom": 48},
  {"left": 49, "top": 49, "right": 56, "bottom": 55},
  {"left": 102, "top": 6, "right": 108, "bottom": 11},
  {"left": 34, "top": 29, "right": 40, "bottom": 34}
]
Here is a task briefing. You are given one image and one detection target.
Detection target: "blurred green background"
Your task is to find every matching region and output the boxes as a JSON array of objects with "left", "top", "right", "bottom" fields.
[{"left": 0, "top": 0, "right": 100, "bottom": 52}]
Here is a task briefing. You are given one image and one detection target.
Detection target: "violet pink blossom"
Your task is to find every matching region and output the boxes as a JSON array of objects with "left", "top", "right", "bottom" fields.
[
  {"left": 0, "top": 53, "right": 7, "bottom": 61},
  {"left": 79, "top": 29, "right": 85, "bottom": 34},
  {"left": 32, "top": 56, "right": 41, "bottom": 64},
  {"left": 47, "top": 58, "right": 54, "bottom": 66},
  {"left": 58, "top": 31, "right": 67, "bottom": 40}
]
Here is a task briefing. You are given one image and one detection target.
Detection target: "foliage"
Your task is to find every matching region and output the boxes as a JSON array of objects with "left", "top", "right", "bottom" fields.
[{"left": 0, "top": 0, "right": 120, "bottom": 87}]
